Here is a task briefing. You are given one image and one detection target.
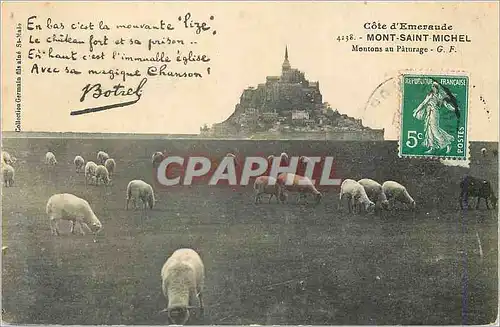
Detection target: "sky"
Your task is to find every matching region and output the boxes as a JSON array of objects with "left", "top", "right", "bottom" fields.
[{"left": 1, "top": 1, "right": 498, "bottom": 141}]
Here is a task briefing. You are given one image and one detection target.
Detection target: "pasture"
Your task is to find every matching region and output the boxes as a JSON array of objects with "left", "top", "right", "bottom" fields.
[{"left": 1, "top": 138, "right": 498, "bottom": 325}]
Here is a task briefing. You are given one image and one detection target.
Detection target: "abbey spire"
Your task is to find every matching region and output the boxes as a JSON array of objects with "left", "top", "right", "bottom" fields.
[{"left": 282, "top": 45, "right": 291, "bottom": 72}]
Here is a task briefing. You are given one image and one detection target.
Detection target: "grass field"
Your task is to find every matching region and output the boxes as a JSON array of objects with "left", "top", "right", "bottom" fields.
[{"left": 1, "top": 138, "right": 498, "bottom": 325}]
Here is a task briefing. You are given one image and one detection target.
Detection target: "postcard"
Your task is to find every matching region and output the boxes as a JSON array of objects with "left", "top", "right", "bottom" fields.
[{"left": 1, "top": 1, "right": 498, "bottom": 325}]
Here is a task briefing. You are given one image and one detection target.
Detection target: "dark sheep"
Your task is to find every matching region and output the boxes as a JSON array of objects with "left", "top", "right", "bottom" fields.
[{"left": 459, "top": 175, "right": 497, "bottom": 210}]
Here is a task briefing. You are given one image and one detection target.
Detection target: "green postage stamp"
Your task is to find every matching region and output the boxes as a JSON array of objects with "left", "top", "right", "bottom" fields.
[{"left": 399, "top": 73, "right": 469, "bottom": 160}]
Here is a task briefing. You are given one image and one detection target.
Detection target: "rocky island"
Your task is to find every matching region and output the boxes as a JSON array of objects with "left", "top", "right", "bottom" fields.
[{"left": 201, "top": 47, "right": 384, "bottom": 140}]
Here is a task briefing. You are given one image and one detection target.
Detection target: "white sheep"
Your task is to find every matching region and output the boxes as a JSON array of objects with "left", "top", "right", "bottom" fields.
[
  {"left": 358, "top": 178, "right": 389, "bottom": 211},
  {"left": 2, "top": 151, "right": 16, "bottom": 165},
  {"left": 46, "top": 193, "right": 102, "bottom": 238},
  {"left": 253, "top": 176, "right": 288, "bottom": 204},
  {"left": 277, "top": 173, "right": 322, "bottom": 204},
  {"left": 85, "top": 161, "right": 98, "bottom": 186},
  {"left": 339, "top": 179, "right": 375, "bottom": 213},
  {"left": 152, "top": 151, "right": 165, "bottom": 168},
  {"left": 160, "top": 248, "right": 205, "bottom": 325},
  {"left": 481, "top": 148, "right": 487, "bottom": 157},
  {"left": 95, "top": 165, "right": 111, "bottom": 185},
  {"left": 74, "top": 155, "right": 85, "bottom": 173},
  {"left": 126, "top": 180, "right": 156, "bottom": 210},
  {"left": 279, "top": 152, "right": 289, "bottom": 165},
  {"left": 299, "top": 156, "right": 312, "bottom": 165},
  {"left": 266, "top": 155, "right": 275, "bottom": 168},
  {"left": 104, "top": 158, "right": 116, "bottom": 177},
  {"left": 45, "top": 152, "right": 57, "bottom": 165},
  {"left": 224, "top": 152, "right": 241, "bottom": 170},
  {"left": 2, "top": 163, "right": 15, "bottom": 187},
  {"left": 97, "top": 151, "right": 109, "bottom": 164},
  {"left": 382, "top": 181, "right": 416, "bottom": 210}
]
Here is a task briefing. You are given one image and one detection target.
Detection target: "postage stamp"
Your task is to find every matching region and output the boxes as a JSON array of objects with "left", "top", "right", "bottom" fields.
[{"left": 399, "top": 73, "right": 469, "bottom": 160}]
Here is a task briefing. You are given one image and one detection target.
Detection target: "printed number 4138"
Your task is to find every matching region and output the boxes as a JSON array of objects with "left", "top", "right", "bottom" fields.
[
  {"left": 406, "top": 130, "right": 423, "bottom": 148},
  {"left": 337, "top": 34, "right": 354, "bottom": 42}
]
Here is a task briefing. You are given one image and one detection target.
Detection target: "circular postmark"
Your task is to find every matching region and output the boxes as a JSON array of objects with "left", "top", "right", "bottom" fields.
[{"left": 360, "top": 75, "right": 402, "bottom": 141}]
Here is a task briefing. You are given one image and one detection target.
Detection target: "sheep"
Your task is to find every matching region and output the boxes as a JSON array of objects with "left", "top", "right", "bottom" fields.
[
  {"left": 2, "top": 151, "right": 16, "bottom": 165},
  {"left": 267, "top": 153, "right": 289, "bottom": 167},
  {"left": 253, "top": 176, "right": 288, "bottom": 204},
  {"left": 104, "top": 158, "right": 116, "bottom": 177},
  {"left": 46, "top": 193, "right": 102, "bottom": 238},
  {"left": 459, "top": 175, "right": 497, "bottom": 210},
  {"left": 277, "top": 172, "right": 322, "bottom": 204},
  {"left": 126, "top": 180, "right": 156, "bottom": 210},
  {"left": 74, "top": 155, "right": 85, "bottom": 173},
  {"left": 266, "top": 155, "right": 275, "bottom": 169},
  {"left": 299, "top": 156, "right": 312, "bottom": 165},
  {"left": 279, "top": 152, "right": 289, "bottom": 165},
  {"left": 97, "top": 151, "right": 109, "bottom": 164},
  {"left": 358, "top": 178, "right": 389, "bottom": 211},
  {"left": 85, "top": 161, "right": 98, "bottom": 186},
  {"left": 339, "top": 179, "right": 375, "bottom": 213},
  {"left": 95, "top": 165, "right": 111, "bottom": 185},
  {"left": 382, "top": 181, "right": 416, "bottom": 211},
  {"left": 160, "top": 248, "right": 205, "bottom": 325},
  {"left": 152, "top": 151, "right": 165, "bottom": 168},
  {"left": 225, "top": 152, "right": 241, "bottom": 166},
  {"left": 2, "top": 163, "right": 15, "bottom": 187},
  {"left": 481, "top": 148, "right": 487, "bottom": 157},
  {"left": 45, "top": 152, "right": 57, "bottom": 165}
]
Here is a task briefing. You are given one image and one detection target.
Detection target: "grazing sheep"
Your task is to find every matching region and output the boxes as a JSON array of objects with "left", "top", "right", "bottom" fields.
[
  {"left": 253, "top": 176, "right": 288, "bottom": 204},
  {"left": 85, "top": 161, "right": 98, "bottom": 186},
  {"left": 126, "top": 180, "right": 156, "bottom": 210},
  {"left": 97, "top": 151, "right": 109, "bottom": 164},
  {"left": 152, "top": 151, "right": 165, "bottom": 168},
  {"left": 225, "top": 152, "right": 242, "bottom": 168},
  {"left": 2, "top": 151, "right": 16, "bottom": 165},
  {"left": 160, "top": 248, "right": 205, "bottom": 325},
  {"left": 358, "top": 178, "right": 389, "bottom": 210},
  {"left": 95, "top": 165, "right": 111, "bottom": 185},
  {"left": 104, "top": 158, "right": 116, "bottom": 177},
  {"left": 74, "top": 155, "right": 85, "bottom": 173},
  {"left": 339, "top": 179, "right": 375, "bottom": 213},
  {"left": 45, "top": 152, "right": 57, "bottom": 165},
  {"left": 382, "top": 181, "right": 416, "bottom": 210},
  {"left": 2, "top": 163, "right": 15, "bottom": 187},
  {"left": 481, "top": 148, "right": 487, "bottom": 157},
  {"left": 279, "top": 152, "right": 289, "bottom": 165},
  {"left": 299, "top": 156, "right": 312, "bottom": 165},
  {"left": 46, "top": 193, "right": 102, "bottom": 237},
  {"left": 277, "top": 173, "right": 322, "bottom": 204},
  {"left": 459, "top": 175, "right": 497, "bottom": 210},
  {"left": 266, "top": 154, "right": 275, "bottom": 167}
]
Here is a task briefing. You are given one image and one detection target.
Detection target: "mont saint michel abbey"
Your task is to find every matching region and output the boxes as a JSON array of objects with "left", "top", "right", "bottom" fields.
[{"left": 201, "top": 47, "right": 384, "bottom": 140}]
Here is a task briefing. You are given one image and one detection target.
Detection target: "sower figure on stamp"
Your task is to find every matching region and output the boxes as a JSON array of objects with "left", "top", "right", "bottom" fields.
[{"left": 412, "top": 81, "right": 458, "bottom": 154}]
